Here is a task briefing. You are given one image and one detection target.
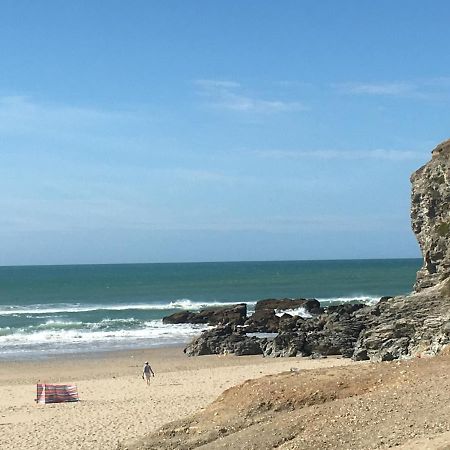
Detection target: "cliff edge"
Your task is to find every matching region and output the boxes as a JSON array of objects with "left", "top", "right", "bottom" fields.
[
  {"left": 352, "top": 139, "right": 450, "bottom": 360},
  {"left": 411, "top": 138, "right": 450, "bottom": 291}
]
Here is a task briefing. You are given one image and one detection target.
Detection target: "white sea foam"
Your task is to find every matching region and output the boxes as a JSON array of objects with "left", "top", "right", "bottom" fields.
[
  {"left": 168, "top": 299, "right": 257, "bottom": 310},
  {"left": 275, "top": 307, "right": 313, "bottom": 318},
  {"left": 0, "top": 320, "right": 207, "bottom": 349},
  {"left": 317, "top": 295, "right": 381, "bottom": 305},
  {"left": 0, "top": 299, "right": 257, "bottom": 316}
]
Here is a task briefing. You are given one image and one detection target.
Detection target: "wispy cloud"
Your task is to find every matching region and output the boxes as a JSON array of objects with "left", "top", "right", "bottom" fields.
[
  {"left": 194, "top": 79, "right": 307, "bottom": 113},
  {"left": 254, "top": 149, "right": 425, "bottom": 161},
  {"left": 335, "top": 82, "right": 416, "bottom": 96},
  {"left": 333, "top": 77, "right": 450, "bottom": 100}
]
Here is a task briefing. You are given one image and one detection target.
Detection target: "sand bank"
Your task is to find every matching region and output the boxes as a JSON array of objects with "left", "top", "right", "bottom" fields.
[{"left": 0, "top": 346, "right": 353, "bottom": 450}]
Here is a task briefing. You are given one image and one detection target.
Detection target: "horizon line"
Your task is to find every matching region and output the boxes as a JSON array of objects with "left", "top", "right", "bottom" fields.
[{"left": 0, "top": 256, "right": 423, "bottom": 269}]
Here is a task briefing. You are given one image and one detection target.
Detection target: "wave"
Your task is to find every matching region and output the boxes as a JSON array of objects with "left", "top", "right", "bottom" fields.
[
  {"left": 0, "top": 296, "right": 380, "bottom": 318},
  {"left": 0, "top": 299, "right": 257, "bottom": 316},
  {"left": 0, "top": 320, "right": 208, "bottom": 348},
  {"left": 275, "top": 307, "right": 313, "bottom": 319},
  {"left": 317, "top": 295, "right": 381, "bottom": 305}
]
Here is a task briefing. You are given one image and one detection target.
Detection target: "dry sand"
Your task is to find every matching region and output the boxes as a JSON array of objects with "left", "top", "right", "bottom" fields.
[
  {"left": 125, "top": 348, "right": 450, "bottom": 450},
  {"left": 0, "top": 346, "right": 352, "bottom": 450}
]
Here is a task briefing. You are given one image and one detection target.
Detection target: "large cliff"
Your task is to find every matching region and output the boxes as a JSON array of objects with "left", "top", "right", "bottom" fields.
[{"left": 411, "top": 138, "right": 450, "bottom": 291}]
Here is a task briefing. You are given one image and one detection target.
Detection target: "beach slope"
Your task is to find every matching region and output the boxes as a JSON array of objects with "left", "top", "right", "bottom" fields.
[{"left": 125, "top": 349, "right": 450, "bottom": 450}]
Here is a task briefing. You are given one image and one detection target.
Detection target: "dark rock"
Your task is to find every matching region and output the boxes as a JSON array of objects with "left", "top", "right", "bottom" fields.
[
  {"left": 243, "top": 309, "right": 280, "bottom": 333},
  {"left": 262, "top": 332, "right": 306, "bottom": 357},
  {"left": 234, "top": 338, "right": 264, "bottom": 356},
  {"left": 163, "top": 304, "right": 247, "bottom": 326},
  {"left": 254, "top": 298, "right": 323, "bottom": 315},
  {"left": 278, "top": 313, "right": 298, "bottom": 332},
  {"left": 162, "top": 311, "right": 204, "bottom": 325},
  {"left": 184, "top": 325, "right": 263, "bottom": 356},
  {"left": 326, "top": 303, "right": 366, "bottom": 316}
]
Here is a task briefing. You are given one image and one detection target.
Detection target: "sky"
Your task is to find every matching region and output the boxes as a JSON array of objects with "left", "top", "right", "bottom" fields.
[{"left": 1, "top": 1, "right": 450, "bottom": 265}]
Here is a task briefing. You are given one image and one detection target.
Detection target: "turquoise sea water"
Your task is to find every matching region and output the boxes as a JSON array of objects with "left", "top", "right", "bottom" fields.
[{"left": 0, "top": 259, "right": 422, "bottom": 358}]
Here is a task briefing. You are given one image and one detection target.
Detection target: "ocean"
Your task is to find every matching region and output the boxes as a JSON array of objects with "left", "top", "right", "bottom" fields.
[{"left": 0, "top": 259, "right": 421, "bottom": 359}]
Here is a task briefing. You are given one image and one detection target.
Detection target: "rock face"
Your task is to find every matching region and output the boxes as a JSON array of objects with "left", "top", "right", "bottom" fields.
[
  {"left": 411, "top": 139, "right": 450, "bottom": 291},
  {"left": 353, "top": 282, "right": 450, "bottom": 361},
  {"left": 353, "top": 139, "right": 450, "bottom": 360}
]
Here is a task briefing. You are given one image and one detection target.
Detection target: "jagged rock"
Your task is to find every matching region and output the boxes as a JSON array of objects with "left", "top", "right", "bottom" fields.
[
  {"left": 243, "top": 299, "right": 323, "bottom": 333},
  {"left": 254, "top": 298, "right": 322, "bottom": 315},
  {"left": 352, "top": 140, "right": 450, "bottom": 360},
  {"left": 262, "top": 332, "right": 306, "bottom": 357},
  {"left": 163, "top": 304, "right": 247, "bottom": 326},
  {"left": 243, "top": 309, "right": 280, "bottom": 332},
  {"left": 411, "top": 139, "right": 450, "bottom": 291},
  {"left": 303, "top": 311, "right": 366, "bottom": 358},
  {"left": 184, "top": 325, "right": 263, "bottom": 356},
  {"left": 326, "top": 303, "right": 366, "bottom": 316},
  {"left": 278, "top": 313, "right": 298, "bottom": 332},
  {"left": 352, "top": 284, "right": 450, "bottom": 361}
]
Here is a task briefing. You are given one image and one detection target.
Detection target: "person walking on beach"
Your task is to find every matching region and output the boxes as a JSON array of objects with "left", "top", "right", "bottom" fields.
[{"left": 142, "top": 361, "right": 155, "bottom": 385}]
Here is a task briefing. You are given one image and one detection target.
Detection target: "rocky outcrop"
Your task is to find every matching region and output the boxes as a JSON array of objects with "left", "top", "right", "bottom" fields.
[
  {"left": 183, "top": 139, "right": 450, "bottom": 361},
  {"left": 353, "top": 281, "right": 450, "bottom": 361},
  {"left": 254, "top": 298, "right": 323, "bottom": 315},
  {"left": 185, "top": 302, "right": 369, "bottom": 358},
  {"left": 163, "top": 304, "right": 247, "bottom": 326},
  {"left": 353, "top": 139, "right": 450, "bottom": 360},
  {"left": 411, "top": 139, "right": 450, "bottom": 291},
  {"left": 184, "top": 325, "right": 263, "bottom": 356},
  {"left": 243, "top": 309, "right": 280, "bottom": 332}
]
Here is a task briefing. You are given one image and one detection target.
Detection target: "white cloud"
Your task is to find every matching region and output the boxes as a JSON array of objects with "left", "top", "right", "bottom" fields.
[
  {"left": 333, "top": 77, "right": 450, "bottom": 100},
  {"left": 254, "top": 148, "right": 425, "bottom": 161},
  {"left": 335, "top": 82, "right": 416, "bottom": 96},
  {"left": 194, "top": 79, "right": 307, "bottom": 113},
  {"left": 195, "top": 79, "right": 241, "bottom": 89}
]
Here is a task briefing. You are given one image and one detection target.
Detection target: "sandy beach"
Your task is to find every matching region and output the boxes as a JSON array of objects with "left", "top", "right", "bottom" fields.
[{"left": 0, "top": 346, "right": 353, "bottom": 450}]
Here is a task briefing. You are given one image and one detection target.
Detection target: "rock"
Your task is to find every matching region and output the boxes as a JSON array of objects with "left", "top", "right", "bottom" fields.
[
  {"left": 184, "top": 325, "right": 263, "bottom": 356},
  {"left": 262, "top": 332, "right": 306, "bottom": 357},
  {"left": 162, "top": 311, "right": 203, "bottom": 325},
  {"left": 234, "top": 338, "right": 264, "bottom": 356},
  {"left": 163, "top": 304, "right": 247, "bottom": 326},
  {"left": 352, "top": 287, "right": 450, "bottom": 361},
  {"left": 243, "top": 309, "right": 280, "bottom": 333},
  {"left": 254, "top": 298, "right": 323, "bottom": 315},
  {"left": 411, "top": 139, "right": 450, "bottom": 291},
  {"left": 353, "top": 139, "right": 450, "bottom": 361}
]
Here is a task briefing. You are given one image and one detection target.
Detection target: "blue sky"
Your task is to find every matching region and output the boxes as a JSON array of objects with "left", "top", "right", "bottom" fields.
[{"left": 1, "top": 1, "right": 449, "bottom": 265}]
